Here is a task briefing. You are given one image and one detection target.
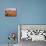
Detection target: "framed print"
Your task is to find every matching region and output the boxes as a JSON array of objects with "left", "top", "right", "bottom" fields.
[
  {"left": 5, "top": 8, "right": 16, "bottom": 17},
  {"left": 18, "top": 24, "right": 46, "bottom": 42}
]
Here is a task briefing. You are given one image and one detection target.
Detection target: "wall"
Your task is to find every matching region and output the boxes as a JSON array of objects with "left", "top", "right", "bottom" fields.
[
  {"left": 0, "top": 0, "right": 46, "bottom": 44},
  {"left": 20, "top": 0, "right": 46, "bottom": 24}
]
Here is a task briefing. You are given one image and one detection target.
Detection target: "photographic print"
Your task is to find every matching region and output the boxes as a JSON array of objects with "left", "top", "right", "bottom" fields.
[
  {"left": 5, "top": 8, "right": 16, "bottom": 17},
  {"left": 18, "top": 24, "right": 46, "bottom": 41},
  {"left": 18, "top": 24, "right": 46, "bottom": 46}
]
